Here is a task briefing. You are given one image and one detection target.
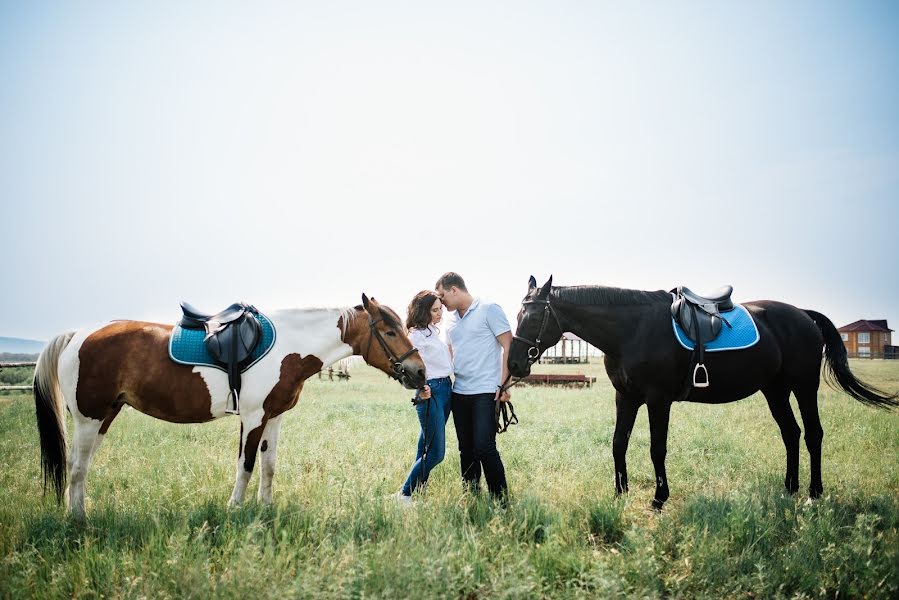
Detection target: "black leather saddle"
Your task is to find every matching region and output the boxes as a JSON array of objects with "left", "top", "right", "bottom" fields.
[
  {"left": 670, "top": 286, "right": 735, "bottom": 388},
  {"left": 179, "top": 301, "right": 262, "bottom": 414}
]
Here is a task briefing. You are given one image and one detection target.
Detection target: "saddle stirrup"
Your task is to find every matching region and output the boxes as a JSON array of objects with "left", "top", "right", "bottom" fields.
[
  {"left": 693, "top": 363, "right": 709, "bottom": 388},
  {"left": 226, "top": 389, "right": 240, "bottom": 414}
]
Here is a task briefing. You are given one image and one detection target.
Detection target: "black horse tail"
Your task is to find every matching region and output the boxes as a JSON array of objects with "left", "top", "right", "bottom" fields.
[
  {"left": 805, "top": 310, "right": 899, "bottom": 410},
  {"left": 33, "top": 331, "right": 76, "bottom": 503}
]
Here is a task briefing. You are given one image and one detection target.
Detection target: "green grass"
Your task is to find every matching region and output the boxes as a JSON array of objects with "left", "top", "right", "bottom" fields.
[{"left": 1, "top": 360, "right": 897, "bottom": 598}]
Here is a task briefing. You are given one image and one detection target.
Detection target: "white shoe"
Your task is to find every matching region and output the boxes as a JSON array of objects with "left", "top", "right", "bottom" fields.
[{"left": 392, "top": 491, "right": 413, "bottom": 507}]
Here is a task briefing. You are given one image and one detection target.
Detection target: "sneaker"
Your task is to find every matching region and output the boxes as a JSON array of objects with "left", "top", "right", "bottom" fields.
[{"left": 392, "top": 491, "right": 413, "bottom": 507}]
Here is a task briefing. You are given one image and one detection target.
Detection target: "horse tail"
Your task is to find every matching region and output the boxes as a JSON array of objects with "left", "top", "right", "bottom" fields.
[
  {"left": 805, "top": 310, "right": 899, "bottom": 410},
  {"left": 33, "top": 331, "right": 76, "bottom": 503}
]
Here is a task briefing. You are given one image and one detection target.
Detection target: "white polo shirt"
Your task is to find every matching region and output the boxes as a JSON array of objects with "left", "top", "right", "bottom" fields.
[
  {"left": 445, "top": 298, "right": 511, "bottom": 394},
  {"left": 409, "top": 325, "right": 452, "bottom": 379}
]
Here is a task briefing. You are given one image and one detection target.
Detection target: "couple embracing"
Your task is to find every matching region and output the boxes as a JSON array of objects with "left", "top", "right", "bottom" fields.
[{"left": 395, "top": 272, "right": 513, "bottom": 504}]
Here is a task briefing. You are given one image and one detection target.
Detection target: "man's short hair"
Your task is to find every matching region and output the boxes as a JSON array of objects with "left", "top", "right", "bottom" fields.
[{"left": 435, "top": 272, "right": 467, "bottom": 292}]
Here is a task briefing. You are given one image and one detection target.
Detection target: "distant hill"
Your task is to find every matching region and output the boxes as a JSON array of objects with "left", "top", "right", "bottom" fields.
[{"left": 0, "top": 337, "right": 46, "bottom": 355}]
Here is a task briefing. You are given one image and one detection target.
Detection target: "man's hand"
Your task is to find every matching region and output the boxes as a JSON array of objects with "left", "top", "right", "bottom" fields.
[{"left": 494, "top": 387, "right": 511, "bottom": 403}]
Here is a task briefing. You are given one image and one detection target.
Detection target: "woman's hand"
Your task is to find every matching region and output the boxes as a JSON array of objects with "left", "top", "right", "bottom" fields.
[{"left": 419, "top": 384, "right": 432, "bottom": 400}]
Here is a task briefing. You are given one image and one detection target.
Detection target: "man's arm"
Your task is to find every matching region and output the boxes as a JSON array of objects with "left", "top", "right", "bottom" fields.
[{"left": 496, "top": 331, "right": 512, "bottom": 402}]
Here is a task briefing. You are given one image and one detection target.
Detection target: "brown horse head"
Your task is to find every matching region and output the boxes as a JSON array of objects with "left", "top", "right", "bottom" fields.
[{"left": 343, "top": 294, "right": 426, "bottom": 389}]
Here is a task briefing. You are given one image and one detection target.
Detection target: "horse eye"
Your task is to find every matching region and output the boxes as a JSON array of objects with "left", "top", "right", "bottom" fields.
[{"left": 385, "top": 330, "right": 397, "bottom": 337}]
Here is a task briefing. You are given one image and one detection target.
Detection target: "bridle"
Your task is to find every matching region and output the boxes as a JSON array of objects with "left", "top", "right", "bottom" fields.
[
  {"left": 512, "top": 296, "right": 562, "bottom": 366},
  {"left": 495, "top": 295, "right": 562, "bottom": 434},
  {"left": 366, "top": 316, "right": 420, "bottom": 385}
]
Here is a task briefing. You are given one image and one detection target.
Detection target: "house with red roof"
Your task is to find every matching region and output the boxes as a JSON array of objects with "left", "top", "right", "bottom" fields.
[{"left": 837, "top": 319, "right": 894, "bottom": 358}]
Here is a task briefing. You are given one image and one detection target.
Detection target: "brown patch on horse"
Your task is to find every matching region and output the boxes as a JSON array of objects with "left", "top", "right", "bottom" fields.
[
  {"left": 77, "top": 321, "right": 215, "bottom": 424},
  {"left": 262, "top": 353, "right": 324, "bottom": 418},
  {"left": 243, "top": 418, "right": 268, "bottom": 473},
  {"left": 98, "top": 402, "right": 124, "bottom": 434}
]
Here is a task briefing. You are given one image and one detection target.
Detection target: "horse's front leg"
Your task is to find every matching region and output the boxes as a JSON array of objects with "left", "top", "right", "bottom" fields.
[
  {"left": 646, "top": 398, "right": 672, "bottom": 510},
  {"left": 257, "top": 414, "right": 285, "bottom": 504},
  {"left": 229, "top": 410, "right": 268, "bottom": 507},
  {"left": 612, "top": 391, "right": 641, "bottom": 495}
]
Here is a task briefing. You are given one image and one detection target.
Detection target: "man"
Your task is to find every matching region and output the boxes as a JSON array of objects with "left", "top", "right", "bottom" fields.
[{"left": 436, "top": 272, "right": 512, "bottom": 498}]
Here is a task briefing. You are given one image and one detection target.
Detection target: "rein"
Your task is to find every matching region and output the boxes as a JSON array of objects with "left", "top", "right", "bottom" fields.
[{"left": 496, "top": 373, "right": 521, "bottom": 433}]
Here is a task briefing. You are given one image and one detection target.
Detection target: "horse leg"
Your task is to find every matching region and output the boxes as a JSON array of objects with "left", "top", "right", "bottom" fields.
[
  {"left": 67, "top": 416, "right": 104, "bottom": 519},
  {"left": 257, "top": 414, "right": 285, "bottom": 504},
  {"left": 761, "top": 383, "right": 801, "bottom": 494},
  {"left": 794, "top": 385, "right": 824, "bottom": 498},
  {"left": 229, "top": 411, "right": 268, "bottom": 507},
  {"left": 91, "top": 402, "right": 125, "bottom": 456},
  {"left": 646, "top": 399, "right": 672, "bottom": 510},
  {"left": 612, "top": 392, "right": 641, "bottom": 495}
]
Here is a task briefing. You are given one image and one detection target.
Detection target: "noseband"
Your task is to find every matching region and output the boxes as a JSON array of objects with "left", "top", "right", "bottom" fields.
[
  {"left": 512, "top": 297, "right": 561, "bottom": 365},
  {"left": 367, "top": 316, "right": 420, "bottom": 382}
]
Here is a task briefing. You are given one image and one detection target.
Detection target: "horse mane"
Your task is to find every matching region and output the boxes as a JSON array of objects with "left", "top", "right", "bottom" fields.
[
  {"left": 347, "top": 304, "right": 405, "bottom": 332},
  {"left": 551, "top": 285, "right": 670, "bottom": 307}
]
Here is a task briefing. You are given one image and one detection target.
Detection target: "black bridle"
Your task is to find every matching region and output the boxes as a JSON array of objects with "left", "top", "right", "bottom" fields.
[
  {"left": 512, "top": 296, "right": 562, "bottom": 365},
  {"left": 366, "top": 316, "right": 420, "bottom": 385},
  {"left": 496, "top": 296, "right": 563, "bottom": 434}
]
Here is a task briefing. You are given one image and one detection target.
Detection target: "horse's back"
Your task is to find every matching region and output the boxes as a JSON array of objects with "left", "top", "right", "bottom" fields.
[
  {"left": 65, "top": 320, "right": 218, "bottom": 423},
  {"left": 743, "top": 300, "right": 824, "bottom": 385}
]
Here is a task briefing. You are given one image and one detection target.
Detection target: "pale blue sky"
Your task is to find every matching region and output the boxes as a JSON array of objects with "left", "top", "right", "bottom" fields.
[{"left": 2, "top": 1, "right": 897, "bottom": 341}]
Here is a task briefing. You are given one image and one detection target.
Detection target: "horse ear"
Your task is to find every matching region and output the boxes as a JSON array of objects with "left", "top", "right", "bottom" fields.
[
  {"left": 528, "top": 275, "right": 537, "bottom": 291},
  {"left": 361, "top": 294, "right": 371, "bottom": 311},
  {"left": 538, "top": 275, "right": 553, "bottom": 298}
]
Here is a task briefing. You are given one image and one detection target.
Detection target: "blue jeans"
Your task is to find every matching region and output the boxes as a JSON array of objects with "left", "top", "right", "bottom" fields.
[
  {"left": 401, "top": 377, "right": 452, "bottom": 495},
  {"left": 452, "top": 391, "right": 508, "bottom": 497}
]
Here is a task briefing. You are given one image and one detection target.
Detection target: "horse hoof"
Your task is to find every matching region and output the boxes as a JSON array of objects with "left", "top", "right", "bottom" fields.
[{"left": 651, "top": 498, "right": 665, "bottom": 511}]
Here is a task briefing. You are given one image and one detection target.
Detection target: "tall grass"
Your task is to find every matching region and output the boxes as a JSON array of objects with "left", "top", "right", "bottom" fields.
[{"left": 1, "top": 360, "right": 897, "bottom": 598}]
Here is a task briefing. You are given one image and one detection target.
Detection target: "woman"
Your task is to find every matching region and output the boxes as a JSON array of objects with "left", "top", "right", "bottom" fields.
[{"left": 395, "top": 290, "right": 453, "bottom": 504}]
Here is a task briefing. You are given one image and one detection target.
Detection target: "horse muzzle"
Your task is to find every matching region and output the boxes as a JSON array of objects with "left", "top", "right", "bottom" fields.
[{"left": 398, "top": 358, "right": 426, "bottom": 390}]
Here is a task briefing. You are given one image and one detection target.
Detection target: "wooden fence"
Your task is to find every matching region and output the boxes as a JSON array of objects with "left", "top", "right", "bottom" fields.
[{"left": 0, "top": 362, "right": 36, "bottom": 392}]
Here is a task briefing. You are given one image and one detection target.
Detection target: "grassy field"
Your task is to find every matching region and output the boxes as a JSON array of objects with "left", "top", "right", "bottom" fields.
[{"left": 1, "top": 359, "right": 897, "bottom": 598}]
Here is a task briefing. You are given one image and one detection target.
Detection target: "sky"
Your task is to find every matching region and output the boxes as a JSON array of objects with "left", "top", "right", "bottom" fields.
[{"left": 2, "top": 1, "right": 898, "bottom": 342}]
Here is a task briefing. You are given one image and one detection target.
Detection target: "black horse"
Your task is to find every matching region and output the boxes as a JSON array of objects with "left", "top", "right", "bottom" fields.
[{"left": 507, "top": 276, "right": 898, "bottom": 509}]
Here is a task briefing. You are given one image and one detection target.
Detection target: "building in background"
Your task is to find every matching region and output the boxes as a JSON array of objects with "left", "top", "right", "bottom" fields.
[
  {"left": 538, "top": 332, "right": 600, "bottom": 364},
  {"left": 837, "top": 319, "right": 895, "bottom": 359}
]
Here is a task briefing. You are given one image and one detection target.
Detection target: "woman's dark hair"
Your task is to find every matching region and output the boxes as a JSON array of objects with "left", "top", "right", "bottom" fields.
[{"left": 407, "top": 290, "right": 439, "bottom": 331}]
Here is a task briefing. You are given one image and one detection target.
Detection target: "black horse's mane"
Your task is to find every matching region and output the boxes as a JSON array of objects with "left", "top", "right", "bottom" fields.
[{"left": 551, "top": 285, "right": 670, "bottom": 306}]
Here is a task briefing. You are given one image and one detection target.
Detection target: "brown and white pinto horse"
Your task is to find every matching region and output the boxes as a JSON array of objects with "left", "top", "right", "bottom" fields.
[{"left": 33, "top": 295, "right": 425, "bottom": 519}]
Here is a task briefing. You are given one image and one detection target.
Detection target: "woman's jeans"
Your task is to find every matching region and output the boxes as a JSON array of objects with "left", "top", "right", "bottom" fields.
[
  {"left": 451, "top": 391, "right": 508, "bottom": 498},
  {"left": 402, "top": 377, "right": 452, "bottom": 495}
]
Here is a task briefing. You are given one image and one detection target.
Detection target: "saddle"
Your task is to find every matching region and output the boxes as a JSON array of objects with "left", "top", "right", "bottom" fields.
[
  {"left": 178, "top": 302, "right": 262, "bottom": 414},
  {"left": 670, "top": 286, "right": 734, "bottom": 388}
]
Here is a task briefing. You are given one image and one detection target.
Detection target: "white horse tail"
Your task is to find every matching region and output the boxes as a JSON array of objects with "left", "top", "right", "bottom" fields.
[{"left": 33, "top": 331, "right": 76, "bottom": 503}]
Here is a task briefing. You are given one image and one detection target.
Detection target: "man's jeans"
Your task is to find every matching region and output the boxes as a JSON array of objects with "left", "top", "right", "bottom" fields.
[
  {"left": 402, "top": 377, "right": 452, "bottom": 496},
  {"left": 451, "top": 391, "right": 508, "bottom": 497}
]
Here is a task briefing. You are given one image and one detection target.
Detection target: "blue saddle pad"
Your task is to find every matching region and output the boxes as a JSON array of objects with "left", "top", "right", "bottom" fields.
[
  {"left": 672, "top": 304, "right": 760, "bottom": 352},
  {"left": 169, "top": 312, "right": 277, "bottom": 371}
]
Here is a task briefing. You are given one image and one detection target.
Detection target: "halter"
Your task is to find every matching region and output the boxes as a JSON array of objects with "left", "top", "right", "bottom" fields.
[
  {"left": 512, "top": 296, "right": 562, "bottom": 365},
  {"left": 496, "top": 295, "right": 562, "bottom": 434},
  {"left": 366, "top": 316, "right": 420, "bottom": 383}
]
